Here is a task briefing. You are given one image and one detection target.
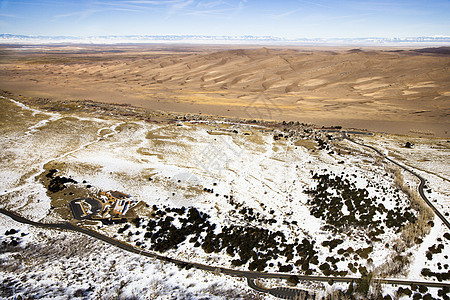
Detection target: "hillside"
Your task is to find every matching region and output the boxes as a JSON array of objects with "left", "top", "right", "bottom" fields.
[{"left": 0, "top": 95, "right": 449, "bottom": 299}]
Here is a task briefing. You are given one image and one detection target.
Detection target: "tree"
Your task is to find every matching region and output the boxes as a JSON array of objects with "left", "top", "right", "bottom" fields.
[
  {"left": 346, "top": 280, "right": 354, "bottom": 296},
  {"left": 355, "top": 271, "right": 373, "bottom": 296},
  {"left": 287, "top": 275, "right": 299, "bottom": 286}
]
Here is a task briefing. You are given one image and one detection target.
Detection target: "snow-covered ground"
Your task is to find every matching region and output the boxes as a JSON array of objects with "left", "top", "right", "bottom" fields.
[
  {"left": 0, "top": 214, "right": 256, "bottom": 299},
  {"left": 358, "top": 134, "right": 450, "bottom": 297},
  {"left": 0, "top": 96, "right": 448, "bottom": 299},
  {"left": 361, "top": 134, "right": 450, "bottom": 218}
]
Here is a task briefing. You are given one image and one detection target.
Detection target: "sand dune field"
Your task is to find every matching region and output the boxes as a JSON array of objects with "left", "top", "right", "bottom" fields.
[{"left": 1, "top": 45, "right": 449, "bottom": 136}]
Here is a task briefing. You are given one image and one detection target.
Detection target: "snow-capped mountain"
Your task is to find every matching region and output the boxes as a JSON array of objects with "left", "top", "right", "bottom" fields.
[{"left": 1, "top": 34, "right": 449, "bottom": 45}]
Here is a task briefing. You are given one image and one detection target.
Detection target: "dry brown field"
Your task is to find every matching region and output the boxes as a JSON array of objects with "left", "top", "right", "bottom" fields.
[{"left": 1, "top": 44, "right": 449, "bottom": 137}]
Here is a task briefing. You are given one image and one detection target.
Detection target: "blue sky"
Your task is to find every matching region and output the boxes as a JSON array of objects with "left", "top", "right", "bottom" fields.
[{"left": 0, "top": 0, "right": 449, "bottom": 38}]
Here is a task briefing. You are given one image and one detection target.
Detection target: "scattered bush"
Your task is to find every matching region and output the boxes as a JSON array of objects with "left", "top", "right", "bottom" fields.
[
  {"left": 4, "top": 229, "right": 17, "bottom": 236},
  {"left": 287, "top": 275, "right": 299, "bottom": 285},
  {"left": 305, "top": 172, "right": 416, "bottom": 235},
  {"left": 397, "top": 287, "right": 412, "bottom": 297},
  {"left": 118, "top": 204, "right": 318, "bottom": 273}
]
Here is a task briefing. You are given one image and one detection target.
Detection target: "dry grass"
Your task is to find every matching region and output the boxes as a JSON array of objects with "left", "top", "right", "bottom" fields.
[
  {"left": 38, "top": 162, "right": 100, "bottom": 220},
  {"left": 375, "top": 167, "right": 434, "bottom": 278},
  {"left": 393, "top": 168, "right": 434, "bottom": 247},
  {"left": 294, "top": 139, "right": 317, "bottom": 150}
]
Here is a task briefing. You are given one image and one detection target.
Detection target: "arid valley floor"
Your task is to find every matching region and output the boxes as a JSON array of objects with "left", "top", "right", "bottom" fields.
[
  {"left": 1, "top": 45, "right": 449, "bottom": 137},
  {"left": 0, "top": 45, "right": 449, "bottom": 299}
]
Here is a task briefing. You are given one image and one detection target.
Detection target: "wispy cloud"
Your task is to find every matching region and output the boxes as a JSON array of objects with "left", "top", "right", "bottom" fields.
[
  {"left": 343, "top": 18, "right": 369, "bottom": 25},
  {"left": 183, "top": 7, "right": 236, "bottom": 17},
  {"left": 113, "top": 0, "right": 199, "bottom": 14},
  {"left": 53, "top": 8, "right": 98, "bottom": 21},
  {"left": 53, "top": 4, "right": 143, "bottom": 22},
  {"left": 0, "top": 13, "right": 22, "bottom": 18},
  {"left": 168, "top": 0, "right": 244, "bottom": 17},
  {"left": 171, "top": 0, "right": 195, "bottom": 10},
  {"left": 122, "top": 0, "right": 180, "bottom": 4},
  {"left": 237, "top": 0, "right": 247, "bottom": 10},
  {"left": 93, "top": 0, "right": 194, "bottom": 12},
  {"left": 348, "top": 1, "right": 412, "bottom": 13},
  {"left": 302, "top": 12, "right": 374, "bottom": 23},
  {"left": 297, "top": 0, "right": 331, "bottom": 9},
  {"left": 2, "top": 0, "right": 69, "bottom": 7},
  {"left": 271, "top": 8, "right": 302, "bottom": 19},
  {"left": 269, "top": 0, "right": 331, "bottom": 20},
  {"left": 51, "top": 0, "right": 244, "bottom": 19},
  {"left": 93, "top": 0, "right": 161, "bottom": 10},
  {"left": 196, "top": 1, "right": 225, "bottom": 9}
]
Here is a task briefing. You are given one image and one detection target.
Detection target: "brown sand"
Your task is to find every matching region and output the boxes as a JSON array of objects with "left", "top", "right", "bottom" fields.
[{"left": 0, "top": 44, "right": 449, "bottom": 137}]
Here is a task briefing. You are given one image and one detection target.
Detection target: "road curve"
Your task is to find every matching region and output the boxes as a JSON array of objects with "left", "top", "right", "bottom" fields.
[
  {"left": 0, "top": 207, "right": 449, "bottom": 294},
  {"left": 345, "top": 136, "right": 450, "bottom": 230},
  {"left": 247, "top": 278, "right": 269, "bottom": 293}
]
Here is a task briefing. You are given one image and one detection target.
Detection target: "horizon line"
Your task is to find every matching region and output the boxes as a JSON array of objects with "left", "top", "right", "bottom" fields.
[
  {"left": 2, "top": 33, "right": 450, "bottom": 39},
  {"left": 1, "top": 34, "right": 449, "bottom": 47}
]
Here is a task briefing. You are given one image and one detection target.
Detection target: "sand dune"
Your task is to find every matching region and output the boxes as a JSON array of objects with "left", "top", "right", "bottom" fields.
[{"left": 0, "top": 45, "right": 449, "bottom": 136}]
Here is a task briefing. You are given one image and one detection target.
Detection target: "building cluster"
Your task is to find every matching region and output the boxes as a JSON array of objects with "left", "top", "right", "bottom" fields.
[{"left": 99, "top": 191, "right": 136, "bottom": 218}]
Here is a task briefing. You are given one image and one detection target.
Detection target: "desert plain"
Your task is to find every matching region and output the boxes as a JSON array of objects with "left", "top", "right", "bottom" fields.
[{"left": 0, "top": 44, "right": 449, "bottom": 137}]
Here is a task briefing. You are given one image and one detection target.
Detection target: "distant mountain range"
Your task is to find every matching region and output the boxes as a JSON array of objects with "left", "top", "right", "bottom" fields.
[{"left": 1, "top": 34, "right": 449, "bottom": 45}]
